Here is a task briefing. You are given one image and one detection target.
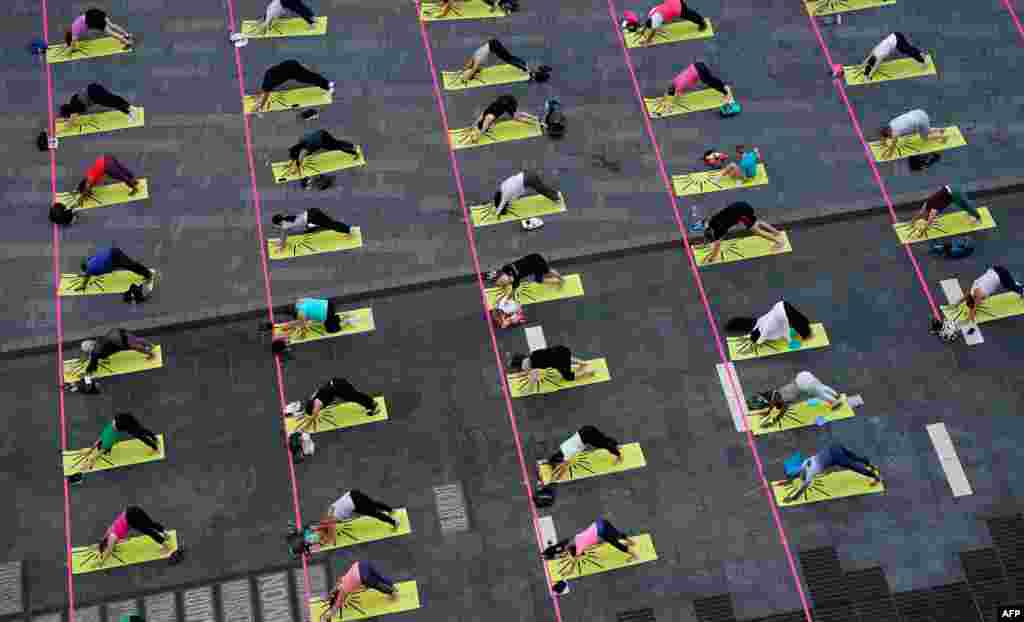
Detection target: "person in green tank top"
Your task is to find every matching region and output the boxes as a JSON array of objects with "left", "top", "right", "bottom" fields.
[{"left": 76, "top": 413, "right": 160, "bottom": 473}]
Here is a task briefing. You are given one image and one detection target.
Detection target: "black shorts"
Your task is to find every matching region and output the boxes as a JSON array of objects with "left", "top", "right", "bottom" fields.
[{"left": 85, "top": 9, "right": 108, "bottom": 30}]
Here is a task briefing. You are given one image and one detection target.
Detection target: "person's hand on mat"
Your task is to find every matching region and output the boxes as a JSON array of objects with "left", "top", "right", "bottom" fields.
[
  {"left": 613, "top": 451, "right": 624, "bottom": 464},
  {"left": 551, "top": 462, "right": 570, "bottom": 481},
  {"left": 527, "top": 368, "right": 543, "bottom": 385},
  {"left": 127, "top": 183, "right": 140, "bottom": 197},
  {"left": 388, "top": 587, "right": 400, "bottom": 601}
]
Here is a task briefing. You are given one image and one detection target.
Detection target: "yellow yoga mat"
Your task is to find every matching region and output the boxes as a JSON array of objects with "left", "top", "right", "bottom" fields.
[
  {"left": 63, "top": 435, "right": 166, "bottom": 476},
  {"left": 894, "top": 207, "right": 995, "bottom": 243},
  {"left": 749, "top": 400, "right": 855, "bottom": 436},
  {"left": 268, "top": 228, "right": 363, "bottom": 260},
  {"left": 47, "top": 37, "right": 131, "bottom": 64},
  {"left": 845, "top": 55, "right": 936, "bottom": 86},
  {"left": 486, "top": 274, "right": 584, "bottom": 308},
  {"left": 727, "top": 324, "right": 829, "bottom": 362},
  {"left": 59, "top": 271, "right": 146, "bottom": 296},
  {"left": 240, "top": 16, "right": 328, "bottom": 37},
  {"left": 420, "top": 0, "right": 509, "bottom": 21},
  {"left": 314, "top": 509, "right": 411, "bottom": 552},
  {"left": 673, "top": 165, "right": 770, "bottom": 197},
  {"left": 546, "top": 534, "right": 658, "bottom": 581},
  {"left": 56, "top": 179, "right": 149, "bottom": 211},
  {"left": 870, "top": 126, "right": 966, "bottom": 162},
  {"left": 56, "top": 108, "right": 144, "bottom": 138},
  {"left": 625, "top": 20, "right": 715, "bottom": 48},
  {"left": 805, "top": 0, "right": 896, "bottom": 16},
  {"left": 450, "top": 119, "right": 543, "bottom": 150},
  {"left": 646, "top": 89, "right": 728, "bottom": 119},
  {"left": 942, "top": 292, "right": 1024, "bottom": 326},
  {"left": 538, "top": 442, "right": 646, "bottom": 484},
  {"left": 272, "top": 308, "right": 375, "bottom": 344},
  {"left": 286, "top": 397, "right": 388, "bottom": 435},
  {"left": 509, "top": 358, "right": 611, "bottom": 398},
  {"left": 773, "top": 470, "right": 884, "bottom": 507},
  {"left": 470, "top": 193, "right": 567, "bottom": 227},
  {"left": 442, "top": 64, "right": 529, "bottom": 91},
  {"left": 309, "top": 581, "right": 421, "bottom": 621},
  {"left": 694, "top": 231, "right": 792, "bottom": 267},
  {"left": 72, "top": 531, "right": 179, "bottom": 575},
  {"left": 63, "top": 346, "right": 164, "bottom": 384},
  {"left": 244, "top": 86, "right": 332, "bottom": 114},
  {"left": 271, "top": 147, "right": 366, "bottom": 183}
]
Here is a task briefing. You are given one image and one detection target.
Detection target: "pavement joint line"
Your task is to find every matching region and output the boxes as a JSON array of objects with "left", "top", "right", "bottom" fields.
[
  {"left": 926, "top": 423, "right": 974, "bottom": 497},
  {"left": 715, "top": 363, "right": 748, "bottom": 433},
  {"left": 525, "top": 325, "right": 548, "bottom": 353},
  {"left": 940, "top": 279, "right": 984, "bottom": 345}
]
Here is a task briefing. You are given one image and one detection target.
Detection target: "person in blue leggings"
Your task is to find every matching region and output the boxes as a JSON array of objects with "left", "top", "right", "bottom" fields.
[{"left": 784, "top": 443, "right": 881, "bottom": 502}]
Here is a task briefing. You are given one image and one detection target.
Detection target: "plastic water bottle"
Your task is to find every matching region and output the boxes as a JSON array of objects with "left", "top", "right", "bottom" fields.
[{"left": 688, "top": 205, "right": 705, "bottom": 233}]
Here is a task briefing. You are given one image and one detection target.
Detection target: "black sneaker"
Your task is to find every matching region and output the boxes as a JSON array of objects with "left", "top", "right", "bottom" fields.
[
  {"left": 698, "top": 19, "right": 708, "bottom": 31},
  {"left": 68, "top": 474, "right": 84, "bottom": 486}
]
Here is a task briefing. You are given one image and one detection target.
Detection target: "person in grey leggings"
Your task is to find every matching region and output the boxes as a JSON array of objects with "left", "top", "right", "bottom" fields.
[
  {"left": 748, "top": 371, "right": 845, "bottom": 412},
  {"left": 258, "top": 0, "right": 317, "bottom": 32}
]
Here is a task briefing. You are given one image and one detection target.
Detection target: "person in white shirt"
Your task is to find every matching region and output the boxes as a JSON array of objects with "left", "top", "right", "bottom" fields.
[
  {"left": 862, "top": 32, "right": 927, "bottom": 79},
  {"left": 545, "top": 426, "right": 623, "bottom": 480},
  {"left": 953, "top": 266, "right": 1024, "bottom": 323},
  {"left": 493, "top": 170, "right": 561, "bottom": 217},
  {"left": 311, "top": 490, "right": 399, "bottom": 549},
  {"left": 878, "top": 109, "right": 947, "bottom": 158},
  {"left": 257, "top": 0, "right": 317, "bottom": 33},
  {"left": 271, "top": 208, "right": 352, "bottom": 251},
  {"left": 461, "top": 38, "right": 534, "bottom": 83},
  {"left": 726, "top": 300, "right": 812, "bottom": 344}
]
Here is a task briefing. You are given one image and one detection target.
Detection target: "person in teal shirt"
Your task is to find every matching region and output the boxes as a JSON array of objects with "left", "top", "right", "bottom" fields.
[
  {"left": 720, "top": 145, "right": 760, "bottom": 181},
  {"left": 73, "top": 413, "right": 160, "bottom": 477},
  {"left": 269, "top": 297, "right": 345, "bottom": 337}
]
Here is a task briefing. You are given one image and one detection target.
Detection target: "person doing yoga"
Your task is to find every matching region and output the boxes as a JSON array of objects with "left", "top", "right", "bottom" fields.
[
  {"left": 287, "top": 130, "right": 359, "bottom": 180},
  {"left": 258, "top": 0, "right": 318, "bottom": 32},
  {"left": 748, "top": 371, "right": 845, "bottom": 413},
  {"left": 460, "top": 39, "right": 548, "bottom": 83},
  {"left": 76, "top": 155, "right": 141, "bottom": 202},
  {"left": 65, "top": 8, "right": 134, "bottom": 50},
  {"left": 784, "top": 443, "right": 881, "bottom": 502},
  {"left": 272, "top": 208, "right": 352, "bottom": 250},
  {"left": 726, "top": 300, "right": 813, "bottom": 344},
  {"left": 910, "top": 185, "right": 982, "bottom": 234},
  {"left": 80, "top": 329, "right": 156, "bottom": 380},
  {"left": 485, "top": 253, "right": 563, "bottom": 301},
  {"left": 507, "top": 345, "right": 595, "bottom": 383},
  {"left": 253, "top": 60, "right": 335, "bottom": 114},
  {"left": 312, "top": 490, "right": 399, "bottom": 545},
  {"left": 321, "top": 561, "right": 399, "bottom": 622},
  {"left": 546, "top": 426, "right": 623, "bottom": 480},
  {"left": 75, "top": 413, "right": 161, "bottom": 474},
  {"left": 464, "top": 95, "right": 538, "bottom": 144},
  {"left": 953, "top": 266, "right": 1024, "bottom": 323},
  {"left": 493, "top": 170, "right": 561, "bottom": 216},
  {"left": 79, "top": 246, "right": 157, "bottom": 289},
  {"left": 654, "top": 62, "right": 733, "bottom": 115},
  {"left": 59, "top": 83, "right": 135, "bottom": 122},
  {"left": 862, "top": 32, "right": 927, "bottom": 79},
  {"left": 97, "top": 506, "right": 173, "bottom": 561},
  {"left": 542, "top": 517, "right": 638, "bottom": 561},
  {"left": 293, "top": 377, "right": 379, "bottom": 418},
  {"left": 272, "top": 297, "right": 347, "bottom": 335},
  {"left": 702, "top": 202, "right": 784, "bottom": 262},
  {"left": 878, "top": 109, "right": 947, "bottom": 158},
  {"left": 621, "top": 0, "right": 707, "bottom": 46}
]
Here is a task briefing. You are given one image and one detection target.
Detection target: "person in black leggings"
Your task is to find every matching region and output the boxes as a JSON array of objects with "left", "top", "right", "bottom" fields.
[
  {"left": 507, "top": 345, "right": 595, "bottom": 383},
  {"left": 316, "top": 489, "right": 399, "bottom": 540},
  {"left": 546, "top": 425, "right": 623, "bottom": 480},
  {"left": 75, "top": 413, "right": 161, "bottom": 476},
  {"left": 863, "top": 32, "right": 927, "bottom": 80},
  {"left": 294, "top": 377, "right": 378, "bottom": 421},
  {"left": 461, "top": 39, "right": 534, "bottom": 83},
  {"left": 272, "top": 208, "right": 352, "bottom": 251},
  {"left": 542, "top": 517, "right": 637, "bottom": 561},
  {"left": 59, "top": 83, "right": 134, "bottom": 121},
  {"left": 486, "top": 253, "right": 563, "bottom": 295},
  {"left": 98, "top": 506, "right": 172, "bottom": 561},
  {"left": 466, "top": 95, "right": 538, "bottom": 143},
  {"left": 253, "top": 60, "right": 335, "bottom": 114},
  {"left": 286, "top": 129, "right": 359, "bottom": 180}
]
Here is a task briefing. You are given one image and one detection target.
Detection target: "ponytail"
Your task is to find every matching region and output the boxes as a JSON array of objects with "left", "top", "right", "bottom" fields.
[
  {"left": 65, "top": 31, "right": 73, "bottom": 46},
  {"left": 725, "top": 317, "right": 756, "bottom": 335}
]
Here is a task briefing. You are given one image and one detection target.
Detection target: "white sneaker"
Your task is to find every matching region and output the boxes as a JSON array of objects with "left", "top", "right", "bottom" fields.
[
  {"left": 328, "top": 81, "right": 336, "bottom": 95},
  {"left": 521, "top": 217, "right": 544, "bottom": 231}
]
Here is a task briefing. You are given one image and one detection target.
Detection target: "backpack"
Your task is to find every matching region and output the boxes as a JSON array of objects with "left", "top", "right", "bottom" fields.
[
  {"left": 530, "top": 65, "right": 552, "bottom": 83},
  {"left": 37, "top": 131, "right": 49, "bottom": 152},
  {"left": 286, "top": 525, "right": 313, "bottom": 557},
  {"left": 289, "top": 432, "right": 315, "bottom": 462},
  {"left": 49, "top": 203, "right": 75, "bottom": 225},
  {"left": 930, "top": 317, "right": 959, "bottom": 343},
  {"left": 719, "top": 102, "right": 742, "bottom": 117},
  {"left": 28, "top": 39, "right": 48, "bottom": 55},
  {"left": 909, "top": 153, "right": 940, "bottom": 171},
  {"left": 543, "top": 98, "right": 565, "bottom": 139},
  {"left": 929, "top": 237, "right": 973, "bottom": 259}
]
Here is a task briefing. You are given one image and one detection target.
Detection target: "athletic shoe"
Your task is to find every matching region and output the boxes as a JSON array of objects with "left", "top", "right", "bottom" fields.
[
  {"left": 522, "top": 217, "right": 544, "bottom": 231},
  {"left": 368, "top": 404, "right": 379, "bottom": 417},
  {"left": 128, "top": 108, "right": 137, "bottom": 122},
  {"left": 328, "top": 81, "right": 336, "bottom": 95},
  {"left": 68, "top": 474, "right": 84, "bottom": 486},
  {"left": 698, "top": 18, "right": 708, "bottom": 31}
]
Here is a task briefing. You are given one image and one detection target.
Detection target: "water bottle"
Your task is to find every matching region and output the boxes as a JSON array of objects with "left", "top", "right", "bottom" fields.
[{"left": 688, "top": 205, "right": 705, "bottom": 233}]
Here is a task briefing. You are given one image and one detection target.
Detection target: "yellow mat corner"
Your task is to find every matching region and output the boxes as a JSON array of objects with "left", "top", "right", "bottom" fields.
[
  {"left": 450, "top": 119, "right": 543, "bottom": 150},
  {"left": 546, "top": 533, "right": 657, "bottom": 580},
  {"left": 694, "top": 231, "right": 792, "bottom": 267},
  {"left": 727, "top": 323, "right": 829, "bottom": 361},
  {"left": 646, "top": 88, "right": 728, "bottom": 119},
  {"left": 63, "top": 435, "right": 166, "bottom": 476},
  {"left": 420, "top": 0, "right": 509, "bottom": 21},
  {"left": 59, "top": 271, "right": 147, "bottom": 296},
  {"left": 309, "top": 580, "right": 421, "bottom": 621},
  {"left": 273, "top": 308, "right": 375, "bottom": 344},
  {"left": 241, "top": 16, "right": 327, "bottom": 37},
  {"left": 750, "top": 400, "right": 855, "bottom": 435},
  {"left": 56, "top": 108, "right": 145, "bottom": 138},
  {"left": 72, "top": 530, "right": 179, "bottom": 574},
  {"left": 942, "top": 291, "right": 1024, "bottom": 326},
  {"left": 244, "top": 86, "right": 332, "bottom": 114},
  {"left": 625, "top": 20, "right": 714, "bottom": 48},
  {"left": 470, "top": 193, "right": 567, "bottom": 227},
  {"left": 539, "top": 442, "right": 646, "bottom": 484},
  {"left": 509, "top": 358, "right": 611, "bottom": 398},
  {"left": 773, "top": 469, "right": 884, "bottom": 507},
  {"left": 314, "top": 508, "right": 411, "bottom": 552},
  {"left": 442, "top": 64, "right": 529, "bottom": 91},
  {"left": 47, "top": 37, "right": 131, "bottom": 64},
  {"left": 56, "top": 179, "right": 150, "bottom": 211},
  {"left": 673, "top": 165, "right": 769, "bottom": 197},
  {"left": 870, "top": 126, "right": 966, "bottom": 162},
  {"left": 894, "top": 207, "right": 995, "bottom": 243},
  {"left": 63, "top": 345, "right": 164, "bottom": 383},
  {"left": 271, "top": 147, "right": 366, "bottom": 184},
  {"left": 486, "top": 274, "right": 584, "bottom": 308},
  {"left": 286, "top": 396, "right": 388, "bottom": 435},
  {"left": 844, "top": 54, "right": 936, "bottom": 86},
  {"left": 268, "top": 227, "right": 364, "bottom": 260}
]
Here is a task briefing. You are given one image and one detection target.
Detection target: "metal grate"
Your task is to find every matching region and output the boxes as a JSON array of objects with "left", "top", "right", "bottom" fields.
[
  {"left": 183, "top": 586, "right": 216, "bottom": 622},
  {"left": 220, "top": 579, "right": 254, "bottom": 622},
  {"left": 893, "top": 588, "right": 937, "bottom": 622},
  {"left": 76, "top": 606, "right": 101, "bottom": 622},
  {"left": 961, "top": 548, "right": 1009, "bottom": 620},
  {"left": 0, "top": 561, "right": 23, "bottom": 616},
  {"left": 846, "top": 567, "right": 900, "bottom": 622},
  {"left": 932, "top": 582, "right": 983, "bottom": 622},
  {"left": 144, "top": 593, "right": 178, "bottom": 622},
  {"left": 256, "top": 573, "right": 294, "bottom": 622},
  {"left": 434, "top": 482, "right": 470, "bottom": 534},
  {"left": 617, "top": 608, "right": 655, "bottom": 622},
  {"left": 798, "top": 547, "right": 848, "bottom": 609},
  {"left": 293, "top": 565, "right": 326, "bottom": 622},
  {"left": 693, "top": 594, "right": 736, "bottom": 622},
  {"left": 809, "top": 604, "right": 856, "bottom": 622},
  {"left": 745, "top": 612, "right": 805, "bottom": 622},
  {"left": 988, "top": 515, "right": 1024, "bottom": 601},
  {"left": 107, "top": 599, "right": 141, "bottom": 622}
]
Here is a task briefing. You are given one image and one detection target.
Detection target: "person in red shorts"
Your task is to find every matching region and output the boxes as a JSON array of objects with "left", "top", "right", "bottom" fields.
[
  {"left": 76, "top": 154, "right": 140, "bottom": 204},
  {"left": 622, "top": 0, "right": 707, "bottom": 46}
]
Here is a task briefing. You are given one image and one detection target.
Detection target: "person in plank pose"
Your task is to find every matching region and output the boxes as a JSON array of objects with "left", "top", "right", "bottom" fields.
[
  {"left": 253, "top": 60, "right": 335, "bottom": 115},
  {"left": 952, "top": 266, "right": 1024, "bottom": 323},
  {"left": 59, "top": 83, "right": 136, "bottom": 123},
  {"left": 434, "top": 0, "right": 515, "bottom": 19},
  {"left": 285, "top": 129, "right": 359, "bottom": 182},
  {"left": 726, "top": 300, "right": 813, "bottom": 344},
  {"left": 542, "top": 517, "right": 638, "bottom": 561},
  {"left": 311, "top": 490, "right": 400, "bottom": 547},
  {"left": 493, "top": 170, "right": 562, "bottom": 218},
  {"left": 258, "top": 0, "right": 318, "bottom": 33},
  {"left": 719, "top": 145, "right": 761, "bottom": 181},
  {"left": 862, "top": 32, "right": 927, "bottom": 80},
  {"left": 701, "top": 202, "right": 784, "bottom": 263},
  {"left": 621, "top": 0, "right": 707, "bottom": 46},
  {"left": 286, "top": 377, "right": 379, "bottom": 421},
  {"left": 506, "top": 345, "right": 596, "bottom": 383},
  {"left": 463, "top": 95, "right": 539, "bottom": 144},
  {"left": 877, "top": 109, "right": 948, "bottom": 158},
  {"left": 272, "top": 297, "right": 347, "bottom": 336},
  {"left": 79, "top": 246, "right": 158, "bottom": 291},
  {"left": 545, "top": 426, "right": 623, "bottom": 480},
  {"left": 908, "top": 184, "right": 982, "bottom": 235},
  {"left": 460, "top": 39, "right": 549, "bottom": 83},
  {"left": 75, "top": 155, "right": 142, "bottom": 204},
  {"left": 485, "top": 253, "right": 564, "bottom": 302},
  {"left": 272, "top": 208, "right": 353, "bottom": 251},
  {"left": 65, "top": 8, "right": 134, "bottom": 50},
  {"left": 747, "top": 371, "right": 845, "bottom": 413},
  {"left": 73, "top": 413, "right": 161, "bottom": 476},
  {"left": 783, "top": 444, "right": 881, "bottom": 502},
  {"left": 654, "top": 62, "right": 734, "bottom": 115},
  {"left": 97, "top": 506, "right": 173, "bottom": 561},
  {"left": 80, "top": 329, "right": 157, "bottom": 381},
  {"left": 321, "top": 561, "right": 399, "bottom": 621}
]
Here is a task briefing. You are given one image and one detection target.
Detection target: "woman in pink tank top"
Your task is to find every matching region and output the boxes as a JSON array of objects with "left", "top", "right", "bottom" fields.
[
  {"left": 97, "top": 506, "right": 172, "bottom": 563},
  {"left": 652, "top": 62, "right": 734, "bottom": 116},
  {"left": 622, "top": 0, "right": 707, "bottom": 46},
  {"left": 320, "top": 562, "right": 398, "bottom": 622},
  {"left": 65, "top": 8, "right": 134, "bottom": 50},
  {"left": 541, "top": 517, "right": 637, "bottom": 562}
]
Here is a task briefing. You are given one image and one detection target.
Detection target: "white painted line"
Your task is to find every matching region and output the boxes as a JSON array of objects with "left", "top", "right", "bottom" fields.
[
  {"left": 538, "top": 516, "right": 559, "bottom": 549},
  {"left": 716, "top": 363, "right": 748, "bottom": 432},
  {"left": 525, "top": 325, "right": 547, "bottom": 353},
  {"left": 940, "top": 279, "right": 983, "bottom": 345},
  {"left": 926, "top": 423, "right": 973, "bottom": 497}
]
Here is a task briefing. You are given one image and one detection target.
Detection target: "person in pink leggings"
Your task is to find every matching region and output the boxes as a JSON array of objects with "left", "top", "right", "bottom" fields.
[
  {"left": 65, "top": 8, "right": 134, "bottom": 49},
  {"left": 654, "top": 62, "right": 733, "bottom": 115},
  {"left": 542, "top": 517, "right": 638, "bottom": 561},
  {"left": 320, "top": 561, "right": 398, "bottom": 622},
  {"left": 622, "top": 0, "right": 707, "bottom": 46}
]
